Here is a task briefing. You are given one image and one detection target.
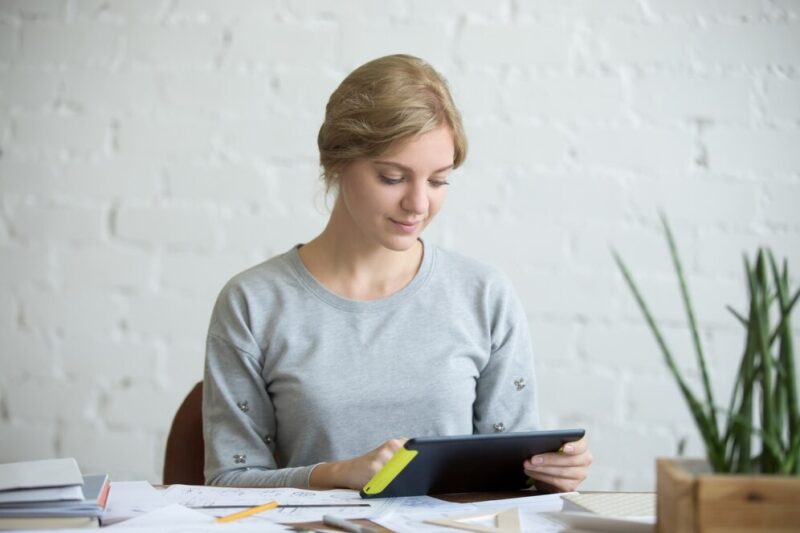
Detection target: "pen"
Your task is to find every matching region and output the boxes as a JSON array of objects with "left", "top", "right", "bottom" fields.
[
  {"left": 215, "top": 500, "right": 279, "bottom": 523},
  {"left": 322, "top": 514, "right": 381, "bottom": 533}
]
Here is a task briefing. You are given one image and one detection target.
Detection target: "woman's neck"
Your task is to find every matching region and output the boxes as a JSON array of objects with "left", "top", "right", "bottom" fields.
[{"left": 297, "top": 221, "right": 423, "bottom": 301}]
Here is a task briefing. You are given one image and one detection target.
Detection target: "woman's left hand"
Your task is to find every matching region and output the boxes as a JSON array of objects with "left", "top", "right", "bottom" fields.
[{"left": 523, "top": 436, "right": 592, "bottom": 492}]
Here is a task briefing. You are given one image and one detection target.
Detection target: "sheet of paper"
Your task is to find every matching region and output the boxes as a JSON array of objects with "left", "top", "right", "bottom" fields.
[
  {"left": 375, "top": 505, "right": 565, "bottom": 533},
  {"left": 0, "top": 458, "right": 83, "bottom": 492},
  {"left": 101, "top": 481, "right": 168, "bottom": 526},
  {"left": 109, "top": 503, "right": 215, "bottom": 527},
  {"left": 471, "top": 491, "right": 573, "bottom": 512},
  {"left": 544, "top": 510, "right": 655, "bottom": 533},
  {"left": 163, "top": 485, "right": 386, "bottom": 524}
]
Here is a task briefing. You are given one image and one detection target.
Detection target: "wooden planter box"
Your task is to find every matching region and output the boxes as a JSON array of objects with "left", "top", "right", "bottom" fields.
[{"left": 657, "top": 458, "right": 800, "bottom": 532}]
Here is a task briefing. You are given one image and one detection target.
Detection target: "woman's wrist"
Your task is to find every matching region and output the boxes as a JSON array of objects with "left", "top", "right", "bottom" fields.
[{"left": 309, "top": 460, "right": 346, "bottom": 489}]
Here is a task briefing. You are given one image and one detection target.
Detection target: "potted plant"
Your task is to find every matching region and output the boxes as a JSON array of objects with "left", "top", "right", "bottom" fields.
[{"left": 613, "top": 215, "right": 800, "bottom": 532}]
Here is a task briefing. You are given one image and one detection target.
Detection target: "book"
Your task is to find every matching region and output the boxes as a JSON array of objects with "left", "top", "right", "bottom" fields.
[
  {"left": 0, "top": 474, "right": 110, "bottom": 518},
  {"left": 0, "top": 458, "right": 82, "bottom": 493},
  {"left": 0, "top": 515, "right": 99, "bottom": 530}
]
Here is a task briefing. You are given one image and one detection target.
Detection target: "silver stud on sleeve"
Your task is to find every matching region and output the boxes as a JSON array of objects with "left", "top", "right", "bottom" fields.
[
  {"left": 493, "top": 422, "right": 505, "bottom": 432},
  {"left": 233, "top": 454, "right": 247, "bottom": 464},
  {"left": 514, "top": 378, "right": 526, "bottom": 391},
  {"left": 236, "top": 401, "right": 250, "bottom": 413},
  {"left": 264, "top": 435, "right": 273, "bottom": 445}
]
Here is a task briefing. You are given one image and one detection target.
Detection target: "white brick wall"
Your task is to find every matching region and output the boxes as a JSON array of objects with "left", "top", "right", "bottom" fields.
[{"left": 1, "top": 0, "right": 798, "bottom": 492}]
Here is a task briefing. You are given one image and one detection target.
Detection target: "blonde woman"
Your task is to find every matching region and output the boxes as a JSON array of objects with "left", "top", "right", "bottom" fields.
[{"left": 203, "top": 54, "right": 592, "bottom": 492}]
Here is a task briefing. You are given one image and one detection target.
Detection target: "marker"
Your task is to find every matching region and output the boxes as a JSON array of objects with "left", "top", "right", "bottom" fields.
[
  {"left": 322, "top": 514, "right": 381, "bottom": 533},
  {"left": 215, "top": 500, "right": 278, "bottom": 523}
]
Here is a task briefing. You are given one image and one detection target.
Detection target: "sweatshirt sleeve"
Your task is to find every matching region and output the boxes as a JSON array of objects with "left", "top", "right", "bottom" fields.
[
  {"left": 472, "top": 273, "right": 540, "bottom": 434},
  {"left": 202, "top": 288, "right": 317, "bottom": 488}
]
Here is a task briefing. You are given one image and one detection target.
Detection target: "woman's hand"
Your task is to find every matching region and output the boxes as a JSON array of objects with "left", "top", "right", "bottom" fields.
[
  {"left": 523, "top": 436, "right": 592, "bottom": 493},
  {"left": 309, "top": 438, "right": 407, "bottom": 490}
]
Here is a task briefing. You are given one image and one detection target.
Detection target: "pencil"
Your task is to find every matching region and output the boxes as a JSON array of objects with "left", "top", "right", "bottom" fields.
[{"left": 215, "top": 500, "right": 279, "bottom": 523}]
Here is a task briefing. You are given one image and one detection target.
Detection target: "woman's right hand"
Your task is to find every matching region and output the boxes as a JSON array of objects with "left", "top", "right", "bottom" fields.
[{"left": 309, "top": 438, "right": 407, "bottom": 490}]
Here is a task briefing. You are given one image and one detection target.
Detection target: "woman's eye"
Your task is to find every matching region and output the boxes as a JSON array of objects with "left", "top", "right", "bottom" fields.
[
  {"left": 429, "top": 179, "right": 450, "bottom": 188},
  {"left": 379, "top": 175, "right": 404, "bottom": 185}
]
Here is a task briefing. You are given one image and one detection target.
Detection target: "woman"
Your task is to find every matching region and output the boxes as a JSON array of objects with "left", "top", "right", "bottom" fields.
[{"left": 203, "top": 54, "right": 592, "bottom": 492}]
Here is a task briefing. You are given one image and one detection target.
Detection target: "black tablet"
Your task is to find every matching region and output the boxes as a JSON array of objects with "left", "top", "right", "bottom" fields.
[{"left": 359, "top": 428, "right": 585, "bottom": 498}]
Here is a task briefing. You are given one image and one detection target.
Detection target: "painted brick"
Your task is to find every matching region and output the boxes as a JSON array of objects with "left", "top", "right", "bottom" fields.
[
  {"left": 123, "top": 24, "right": 224, "bottom": 68},
  {"left": 160, "top": 71, "right": 271, "bottom": 117},
  {"left": 0, "top": 69, "right": 60, "bottom": 109},
  {"left": 55, "top": 246, "right": 155, "bottom": 290},
  {"left": 536, "top": 366, "right": 622, "bottom": 425},
  {"left": 217, "top": 116, "right": 318, "bottom": 161},
  {"left": 0, "top": 244, "right": 51, "bottom": 286},
  {"left": 404, "top": 0, "right": 511, "bottom": 20},
  {"left": 217, "top": 211, "right": 326, "bottom": 254},
  {"left": 287, "top": 0, "right": 406, "bottom": 19},
  {"left": 60, "top": 424, "right": 159, "bottom": 482},
  {"left": 596, "top": 22, "right": 694, "bottom": 64},
  {"left": 529, "top": 320, "right": 580, "bottom": 365},
  {"left": 0, "top": 326, "right": 54, "bottom": 377},
  {"left": 114, "top": 204, "right": 220, "bottom": 249},
  {"left": 13, "top": 115, "right": 109, "bottom": 154},
  {"left": 467, "top": 120, "right": 570, "bottom": 168},
  {"left": 60, "top": 335, "right": 160, "bottom": 385},
  {"left": 627, "top": 176, "right": 760, "bottom": 227},
  {"left": 53, "top": 159, "right": 162, "bottom": 200},
  {"left": 504, "top": 75, "right": 626, "bottom": 121},
  {"left": 706, "top": 129, "right": 800, "bottom": 173},
  {"left": 0, "top": 290, "right": 16, "bottom": 327},
  {"left": 117, "top": 116, "right": 217, "bottom": 158},
  {"left": 459, "top": 24, "right": 573, "bottom": 66},
  {"left": 694, "top": 24, "right": 800, "bottom": 66},
  {"left": 5, "top": 379, "right": 96, "bottom": 423},
  {"left": 0, "top": 0, "right": 65, "bottom": 19},
  {"left": 21, "top": 289, "right": 123, "bottom": 336},
  {"left": 163, "top": 340, "right": 206, "bottom": 394},
  {"left": 9, "top": 204, "right": 106, "bottom": 244},
  {"left": 0, "top": 20, "right": 16, "bottom": 61},
  {"left": 694, "top": 230, "right": 776, "bottom": 278},
  {"left": 71, "top": 0, "right": 168, "bottom": 21},
  {"left": 166, "top": 0, "right": 282, "bottom": 23},
  {"left": 576, "top": 225, "right": 671, "bottom": 277},
  {"left": 228, "top": 21, "right": 336, "bottom": 66},
  {"left": 763, "top": 78, "right": 800, "bottom": 120},
  {"left": 160, "top": 251, "right": 254, "bottom": 295},
  {"left": 103, "top": 385, "right": 180, "bottom": 431},
  {"left": 61, "top": 69, "right": 161, "bottom": 112},
  {"left": 271, "top": 68, "right": 341, "bottom": 116},
  {"left": 0, "top": 423, "right": 56, "bottom": 463},
  {"left": 645, "top": 0, "right": 765, "bottom": 19},
  {"left": 339, "top": 20, "right": 453, "bottom": 69},
  {"left": 446, "top": 70, "right": 504, "bottom": 119},
  {"left": 125, "top": 294, "right": 212, "bottom": 340},
  {"left": 518, "top": 0, "right": 643, "bottom": 19},
  {"left": 764, "top": 181, "right": 800, "bottom": 229},
  {"left": 20, "top": 22, "right": 121, "bottom": 64},
  {"left": 631, "top": 75, "right": 752, "bottom": 122},
  {"left": 165, "top": 162, "right": 273, "bottom": 205},
  {"left": 575, "top": 126, "right": 694, "bottom": 174}
]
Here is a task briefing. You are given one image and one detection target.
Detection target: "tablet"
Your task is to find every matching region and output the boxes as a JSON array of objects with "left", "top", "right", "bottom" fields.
[{"left": 359, "top": 428, "right": 585, "bottom": 498}]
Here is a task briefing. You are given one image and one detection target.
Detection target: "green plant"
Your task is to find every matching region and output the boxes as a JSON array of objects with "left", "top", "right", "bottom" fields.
[{"left": 613, "top": 214, "right": 800, "bottom": 475}]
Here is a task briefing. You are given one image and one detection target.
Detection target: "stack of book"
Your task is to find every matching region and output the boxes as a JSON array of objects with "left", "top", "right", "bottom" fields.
[{"left": 0, "top": 458, "right": 109, "bottom": 530}]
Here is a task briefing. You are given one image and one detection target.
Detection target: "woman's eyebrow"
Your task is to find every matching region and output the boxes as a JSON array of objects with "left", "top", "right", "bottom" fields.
[{"left": 373, "top": 160, "right": 455, "bottom": 173}]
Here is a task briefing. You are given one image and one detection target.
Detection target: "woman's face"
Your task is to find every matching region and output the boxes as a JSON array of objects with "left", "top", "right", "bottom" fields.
[{"left": 337, "top": 125, "right": 455, "bottom": 252}]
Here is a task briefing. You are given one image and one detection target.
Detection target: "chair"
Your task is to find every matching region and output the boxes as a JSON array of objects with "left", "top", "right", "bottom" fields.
[{"left": 163, "top": 381, "right": 205, "bottom": 485}]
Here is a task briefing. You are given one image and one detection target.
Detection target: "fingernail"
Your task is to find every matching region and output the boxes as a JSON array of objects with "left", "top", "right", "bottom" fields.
[
  {"left": 533, "top": 456, "right": 544, "bottom": 465},
  {"left": 564, "top": 445, "right": 574, "bottom": 453}
]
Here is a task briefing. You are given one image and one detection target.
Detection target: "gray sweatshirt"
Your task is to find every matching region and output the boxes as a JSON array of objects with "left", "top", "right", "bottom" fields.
[{"left": 203, "top": 240, "right": 539, "bottom": 488}]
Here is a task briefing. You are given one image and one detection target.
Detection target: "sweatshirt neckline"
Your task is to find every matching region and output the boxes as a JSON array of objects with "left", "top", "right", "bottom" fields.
[{"left": 287, "top": 239, "right": 435, "bottom": 313}]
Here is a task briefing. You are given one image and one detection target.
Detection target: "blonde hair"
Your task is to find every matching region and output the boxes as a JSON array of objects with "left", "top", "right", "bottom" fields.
[{"left": 317, "top": 54, "right": 467, "bottom": 189}]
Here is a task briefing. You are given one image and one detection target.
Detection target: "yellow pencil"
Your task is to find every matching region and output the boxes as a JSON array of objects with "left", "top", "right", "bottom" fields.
[{"left": 215, "top": 500, "right": 279, "bottom": 523}]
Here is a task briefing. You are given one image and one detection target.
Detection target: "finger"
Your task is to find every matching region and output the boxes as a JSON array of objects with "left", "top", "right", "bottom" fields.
[
  {"left": 526, "top": 470, "right": 581, "bottom": 492},
  {"left": 524, "top": 465, "right": 588, "bottom": 480},
  {"left": 561, "top": 437, "right": 588, "bottom": 455},
  {"left": 526, "top": 451, "right": 591, "bottom": 468}
]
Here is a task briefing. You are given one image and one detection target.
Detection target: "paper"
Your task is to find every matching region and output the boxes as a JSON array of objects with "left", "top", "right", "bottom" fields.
[
  {"left": 372, "top": 492, "right": 570, "bottom": 533},
  {"left": 109, "top": 503, "right": 215, "bottom": 527},
  {"left": 162, "top": 485, "right": 385, "bottom": 524},
  {"left": 544, "top": 511, "right": 655, "bottom": 533},
  {"left": 0, "top": 458, "right": 83, "bottom": 492},
  {"left": 0, "top": 483, "right": 83, "bottom": 504},
  {"left": 101, "top": 481, "right": 168, "bottom": 526}
]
